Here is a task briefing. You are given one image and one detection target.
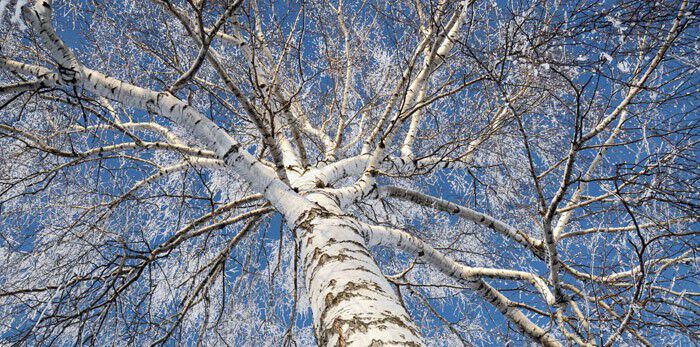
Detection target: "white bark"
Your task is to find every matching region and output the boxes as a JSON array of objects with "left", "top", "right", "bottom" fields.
[
  {"left": 295, "top": 196, "right": 424, "bottom": 346},
  {"left": 379, "top": 186, "right": 543, "bottom": 252},
  {"left": 363, "top": 224, "right": 561, "bottom": 347}
]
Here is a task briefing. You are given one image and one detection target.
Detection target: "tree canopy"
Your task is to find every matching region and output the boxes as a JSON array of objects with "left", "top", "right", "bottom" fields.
[{"left": 0, "top": 0, "right": 698, "bottom": 345}]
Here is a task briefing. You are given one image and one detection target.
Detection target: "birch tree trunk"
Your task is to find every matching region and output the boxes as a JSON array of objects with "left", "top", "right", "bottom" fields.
[{"left": 295, "top": 197, "right": 423, "bottom": 345}]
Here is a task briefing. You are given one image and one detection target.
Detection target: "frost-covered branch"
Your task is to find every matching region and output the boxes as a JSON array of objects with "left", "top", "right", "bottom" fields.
[{"left": 361, "top": 224, "right": 561, "bottom": 346}]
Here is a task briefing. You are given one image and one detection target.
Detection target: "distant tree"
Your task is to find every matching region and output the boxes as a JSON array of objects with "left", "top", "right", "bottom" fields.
[{"left": 0, "top": 0, "right": 698, "bottom": 345}]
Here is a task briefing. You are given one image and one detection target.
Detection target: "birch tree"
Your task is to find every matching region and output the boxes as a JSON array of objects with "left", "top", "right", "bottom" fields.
[{"left": 0, "top": 0, "right": 698, "bottom": 345}]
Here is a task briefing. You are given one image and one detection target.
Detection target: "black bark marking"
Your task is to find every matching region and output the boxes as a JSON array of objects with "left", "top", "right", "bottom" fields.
[{"left": 222, "top": 144, "right": 240, "bottom": 161}]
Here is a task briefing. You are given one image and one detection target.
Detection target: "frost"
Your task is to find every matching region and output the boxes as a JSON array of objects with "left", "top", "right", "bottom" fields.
[
  {"left": 0, "top": 0, "right": 9, "bottom": 22},
  {"left": 606, "top": 15, "right": 628, "bottom": 32},
  {"left": 601, "top": 52, "right": 613, "bottom": 63},
  {"left": 617, "top": 60, "right": 630, "bottom": 73},
  {"left": 0, "top": 0, "right": 27, "bottom": 29},
  {"left": 1, "top": 0, "right": 696, "bottom": 345}
]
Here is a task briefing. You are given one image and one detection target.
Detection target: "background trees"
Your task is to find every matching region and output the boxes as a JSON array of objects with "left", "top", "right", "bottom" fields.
[{"left": 0, "top": 0, "right": 698, "bottom": 345}]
